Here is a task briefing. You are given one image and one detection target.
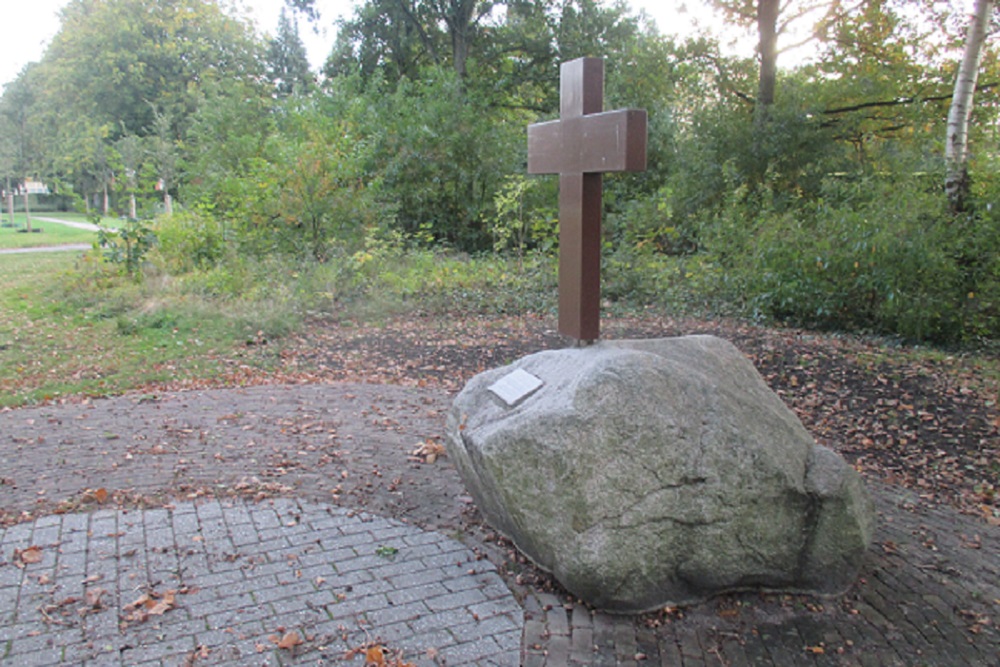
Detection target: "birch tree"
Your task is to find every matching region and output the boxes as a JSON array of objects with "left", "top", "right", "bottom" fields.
[{"left": 945, "top": 0, "right": 994, "bottom": 213}]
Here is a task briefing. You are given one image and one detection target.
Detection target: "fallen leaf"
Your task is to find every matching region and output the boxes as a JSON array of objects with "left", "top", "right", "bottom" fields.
[
  {"left": 410, "top": 440, "right": 446, "bottom": 464},
  {"left": 85, "top": 587, "right": 106, "bottom": 608},
  {"left": 365, "top": 645, "right": 386, "bottom": 665},
  {"left": 277, "top": 631, "right": 303, "bottom": 650},
  {"left": 16, "top": 546, "right": 44, "bottom": 566},
  {"left": 94, "top": 488, "right": 109, "bottom": 503},
  {"left": 805, "top": 645, "right": 826, "bottom": 654},
  {"left": 123, "top": 589, "right": 177, "bottom": 622},
  {"left": 147, "top": 590, "right": 176, "bottom": 616}
]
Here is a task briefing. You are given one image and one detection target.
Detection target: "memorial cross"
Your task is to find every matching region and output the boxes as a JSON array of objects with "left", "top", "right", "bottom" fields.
[{"left": 527, "top": 57, "right": 647, "bottom": 343}]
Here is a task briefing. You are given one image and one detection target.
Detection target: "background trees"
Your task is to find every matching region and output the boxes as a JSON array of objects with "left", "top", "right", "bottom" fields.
[{"left": 1, "top": 0, "right": 996, "bottom": 342}]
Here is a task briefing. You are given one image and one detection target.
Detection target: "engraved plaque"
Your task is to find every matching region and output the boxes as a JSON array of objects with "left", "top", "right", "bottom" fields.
[{"left": 488, "top": 369, "right": 544, "bottom": 407}]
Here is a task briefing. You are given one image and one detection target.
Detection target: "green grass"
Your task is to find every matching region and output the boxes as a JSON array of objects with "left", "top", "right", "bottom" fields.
[
  {"left": 0, "top": 213, "right": 109, "bottom": 249},
  {"left": 0, "top": 252, "right": 277, "bottom": 407}
]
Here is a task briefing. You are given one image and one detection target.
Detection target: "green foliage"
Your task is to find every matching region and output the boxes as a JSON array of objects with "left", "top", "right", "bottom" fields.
[
  {"left": 96, "top": 217, "right": 157, "bottom": 279},
  {"left": 4, "top": 0, "right": 998, "bottom": 348},
  {"left": 266, "top": 8, "right": 314, "bottom": 97},
  {"left": 239, "top": 106, "right": 377, "bottom": 261},
  {"left": 153, "top": 210, "right": 228, "bottom": 274},
  {"left": 360, "top": 68, "right": 528, "bottom": 251},
  {"left": 39, "top": 0, "right": 264, "bottom": 138},
  {"left": 702, "top": 174, "right": 998, "bottom": 343},
  {"left": 490, "top": 175, "right": 557, "bottom": 262}
]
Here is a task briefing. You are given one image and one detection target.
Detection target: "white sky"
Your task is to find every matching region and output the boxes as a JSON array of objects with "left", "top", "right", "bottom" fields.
[{"left": 1, "top": 1, "right": 739, "bottom": 89}]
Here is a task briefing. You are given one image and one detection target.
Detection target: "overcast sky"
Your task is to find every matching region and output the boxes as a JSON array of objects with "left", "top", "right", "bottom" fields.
[{"left": 1, "top": 0, "right": 735, "bottom": 89}]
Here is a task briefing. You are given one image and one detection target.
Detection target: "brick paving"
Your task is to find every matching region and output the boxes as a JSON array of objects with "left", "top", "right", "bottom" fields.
[
  {"left": 520, "top": 486, "right": 1000, "bottom": 666},
  {"left": 1, "top": 384, "right": 998, "bottom": 666},
  {"left": 1, "top": 499, "right": 521, "bottom": 666}
]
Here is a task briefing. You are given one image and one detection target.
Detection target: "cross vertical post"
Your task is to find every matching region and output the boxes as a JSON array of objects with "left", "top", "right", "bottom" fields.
[{"left": 527, "top": 57, "right": 647, "bottom": 343}]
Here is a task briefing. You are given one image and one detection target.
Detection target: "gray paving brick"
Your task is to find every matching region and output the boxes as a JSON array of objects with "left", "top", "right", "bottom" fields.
[
  {"left": 365, "top": 599, "right": 430, "bottom": 627},
  {"left": 386, "top": 581, "right": 450, "bottom": 606},
  {"left": 443, "top": 634, "right": 504, "bottom": 664},
  {"left": 451, "top": 612, "right": 521, "bottom": 641},
  {"left": 0, "top": 500, "right": 523, "bottom": 667}
]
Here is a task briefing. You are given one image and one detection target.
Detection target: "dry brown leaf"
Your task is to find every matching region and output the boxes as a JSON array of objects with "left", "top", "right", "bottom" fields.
[
  {"left": 17, "top": 546, "right": 44, "bottom": 566},
  {"left": 365, "top": 645, "right": 386, "bottom": 665},
  {"left": 410, "top": 440, "right": 446, "bottom": 464},
  {"left": 123, "top": 589, "right": 177, "bottom": 622},
  {"left": 277, "top": 631, "right": 303, "bottom": 650},
  {"left": 94, "top": 488, "right": 109, "bottom": 504},
  {"left": 85, "top": 587, "right": 106, "bottom": 608},
  {"left": 147, "top": 590, "right": 176, "bottom": 616}
]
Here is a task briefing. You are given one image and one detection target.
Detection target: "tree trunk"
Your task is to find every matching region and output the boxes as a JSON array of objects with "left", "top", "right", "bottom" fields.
[
  {"left": 129, "top": 193, "right": 137, "bottom": 220},
  {"left": 445, "top": 0, "right": 477, "bottom": 80},
  {"left": 103, "top": 182, "right": 110, "bottom": 216},
  {"left": 755, "top": 0, "right": 780, "bottom": 130},
  {"left": 946, "top": 0, "right": 994, "bottom": 213},
  {"left": 4, "top": 177, "right": 13, "bottom": 224},
  {"left": 164, "top": 191, "right": 173, "bottom": 216},
  {"left": 23, "top": 190, "right": 31, "bottom": 232}
]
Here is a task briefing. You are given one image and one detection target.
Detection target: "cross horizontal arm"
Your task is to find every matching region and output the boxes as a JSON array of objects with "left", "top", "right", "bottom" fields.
[{"left": 527, "top": 109, "right": 647, "bottom": 175}]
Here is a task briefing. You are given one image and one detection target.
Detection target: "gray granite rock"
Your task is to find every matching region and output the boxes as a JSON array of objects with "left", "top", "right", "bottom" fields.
[{"left": 445, "top": 335, "right": 874, "bottom": 612}]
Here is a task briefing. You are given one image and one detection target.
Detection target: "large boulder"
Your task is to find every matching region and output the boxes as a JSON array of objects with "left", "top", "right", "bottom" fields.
[{"left": 445, "top": 336, "right": 874, "bottom": 613}]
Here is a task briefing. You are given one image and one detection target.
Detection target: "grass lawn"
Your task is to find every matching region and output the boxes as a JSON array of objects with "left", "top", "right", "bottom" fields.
[
  {"left": 0, "top": 252, "right": 267, "bottom": 406},
  {"left": 0, "top": 213, "right": 109, "bottom": 249}
]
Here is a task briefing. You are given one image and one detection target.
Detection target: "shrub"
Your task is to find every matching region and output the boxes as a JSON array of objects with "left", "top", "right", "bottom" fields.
[
  {"left": 153, "top": 210, "right": 228, "bottom": 274},
  {"left": 704, "top": 173, "right": 993, "bottom": 343}
]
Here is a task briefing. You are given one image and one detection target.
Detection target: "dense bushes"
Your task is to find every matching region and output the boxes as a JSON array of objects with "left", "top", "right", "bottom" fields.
[{"left": 692, "top": 173, "right": 999, "bottom": 343}]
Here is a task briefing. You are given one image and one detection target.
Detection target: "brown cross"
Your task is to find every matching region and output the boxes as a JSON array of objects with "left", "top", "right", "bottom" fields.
[{"left": 527, "top": 57, "right": 647, "bottom": 343}]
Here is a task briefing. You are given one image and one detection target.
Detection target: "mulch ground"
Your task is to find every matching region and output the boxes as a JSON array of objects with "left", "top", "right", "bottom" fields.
[{"left": 282, "top": 311, "right": 1000, "bottom": 524}]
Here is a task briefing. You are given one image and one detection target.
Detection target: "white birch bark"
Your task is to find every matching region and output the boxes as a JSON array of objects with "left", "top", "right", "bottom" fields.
[{"left": 946, "top": 0, "right": 994, "bottom": 212}]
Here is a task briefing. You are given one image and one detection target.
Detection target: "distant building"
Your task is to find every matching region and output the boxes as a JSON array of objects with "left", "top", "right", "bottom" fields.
[{"left": 22, "top": 180, "right": 50, "bottom": 195}]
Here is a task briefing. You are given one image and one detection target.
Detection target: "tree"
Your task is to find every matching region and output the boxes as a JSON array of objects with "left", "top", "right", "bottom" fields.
[
  {"left": 266, "top": 8, "right": 314, "bottom": 97},
  {"left": 181, "top": 79, "right": 277, "bottom": 218},
  {"left": 117, "top": 134, "right": 143, "bottom": 220},
  {"left": 945, "top": 0, "right": 994, "bottom": 213},
  {"left": 755, "top": 0, "right": 779, "bottom": 128},
  {"left": 0, "top": 66, "right": 44, "bottom": 231},
  {"left": 148, "top": 107, "right": 179, "bottom": 216},
  {"left": 37, "top": 0, "right": 265, "bottom": 138},
  {"left": 328, "top": 0, "right": 497, "bottom": 81},
  {"left": 0, "top": 117, "right": 19, "bottom": 224}
]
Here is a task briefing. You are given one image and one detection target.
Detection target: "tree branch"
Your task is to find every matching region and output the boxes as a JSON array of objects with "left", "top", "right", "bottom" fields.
[{"left": 822, "top": 83, "right": 997, "bottom": 115}]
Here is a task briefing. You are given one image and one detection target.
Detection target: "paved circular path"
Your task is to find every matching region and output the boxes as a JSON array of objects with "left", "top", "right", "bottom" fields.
[{"left": 1, "top": 499, "right": 521, "bottom": 666}]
